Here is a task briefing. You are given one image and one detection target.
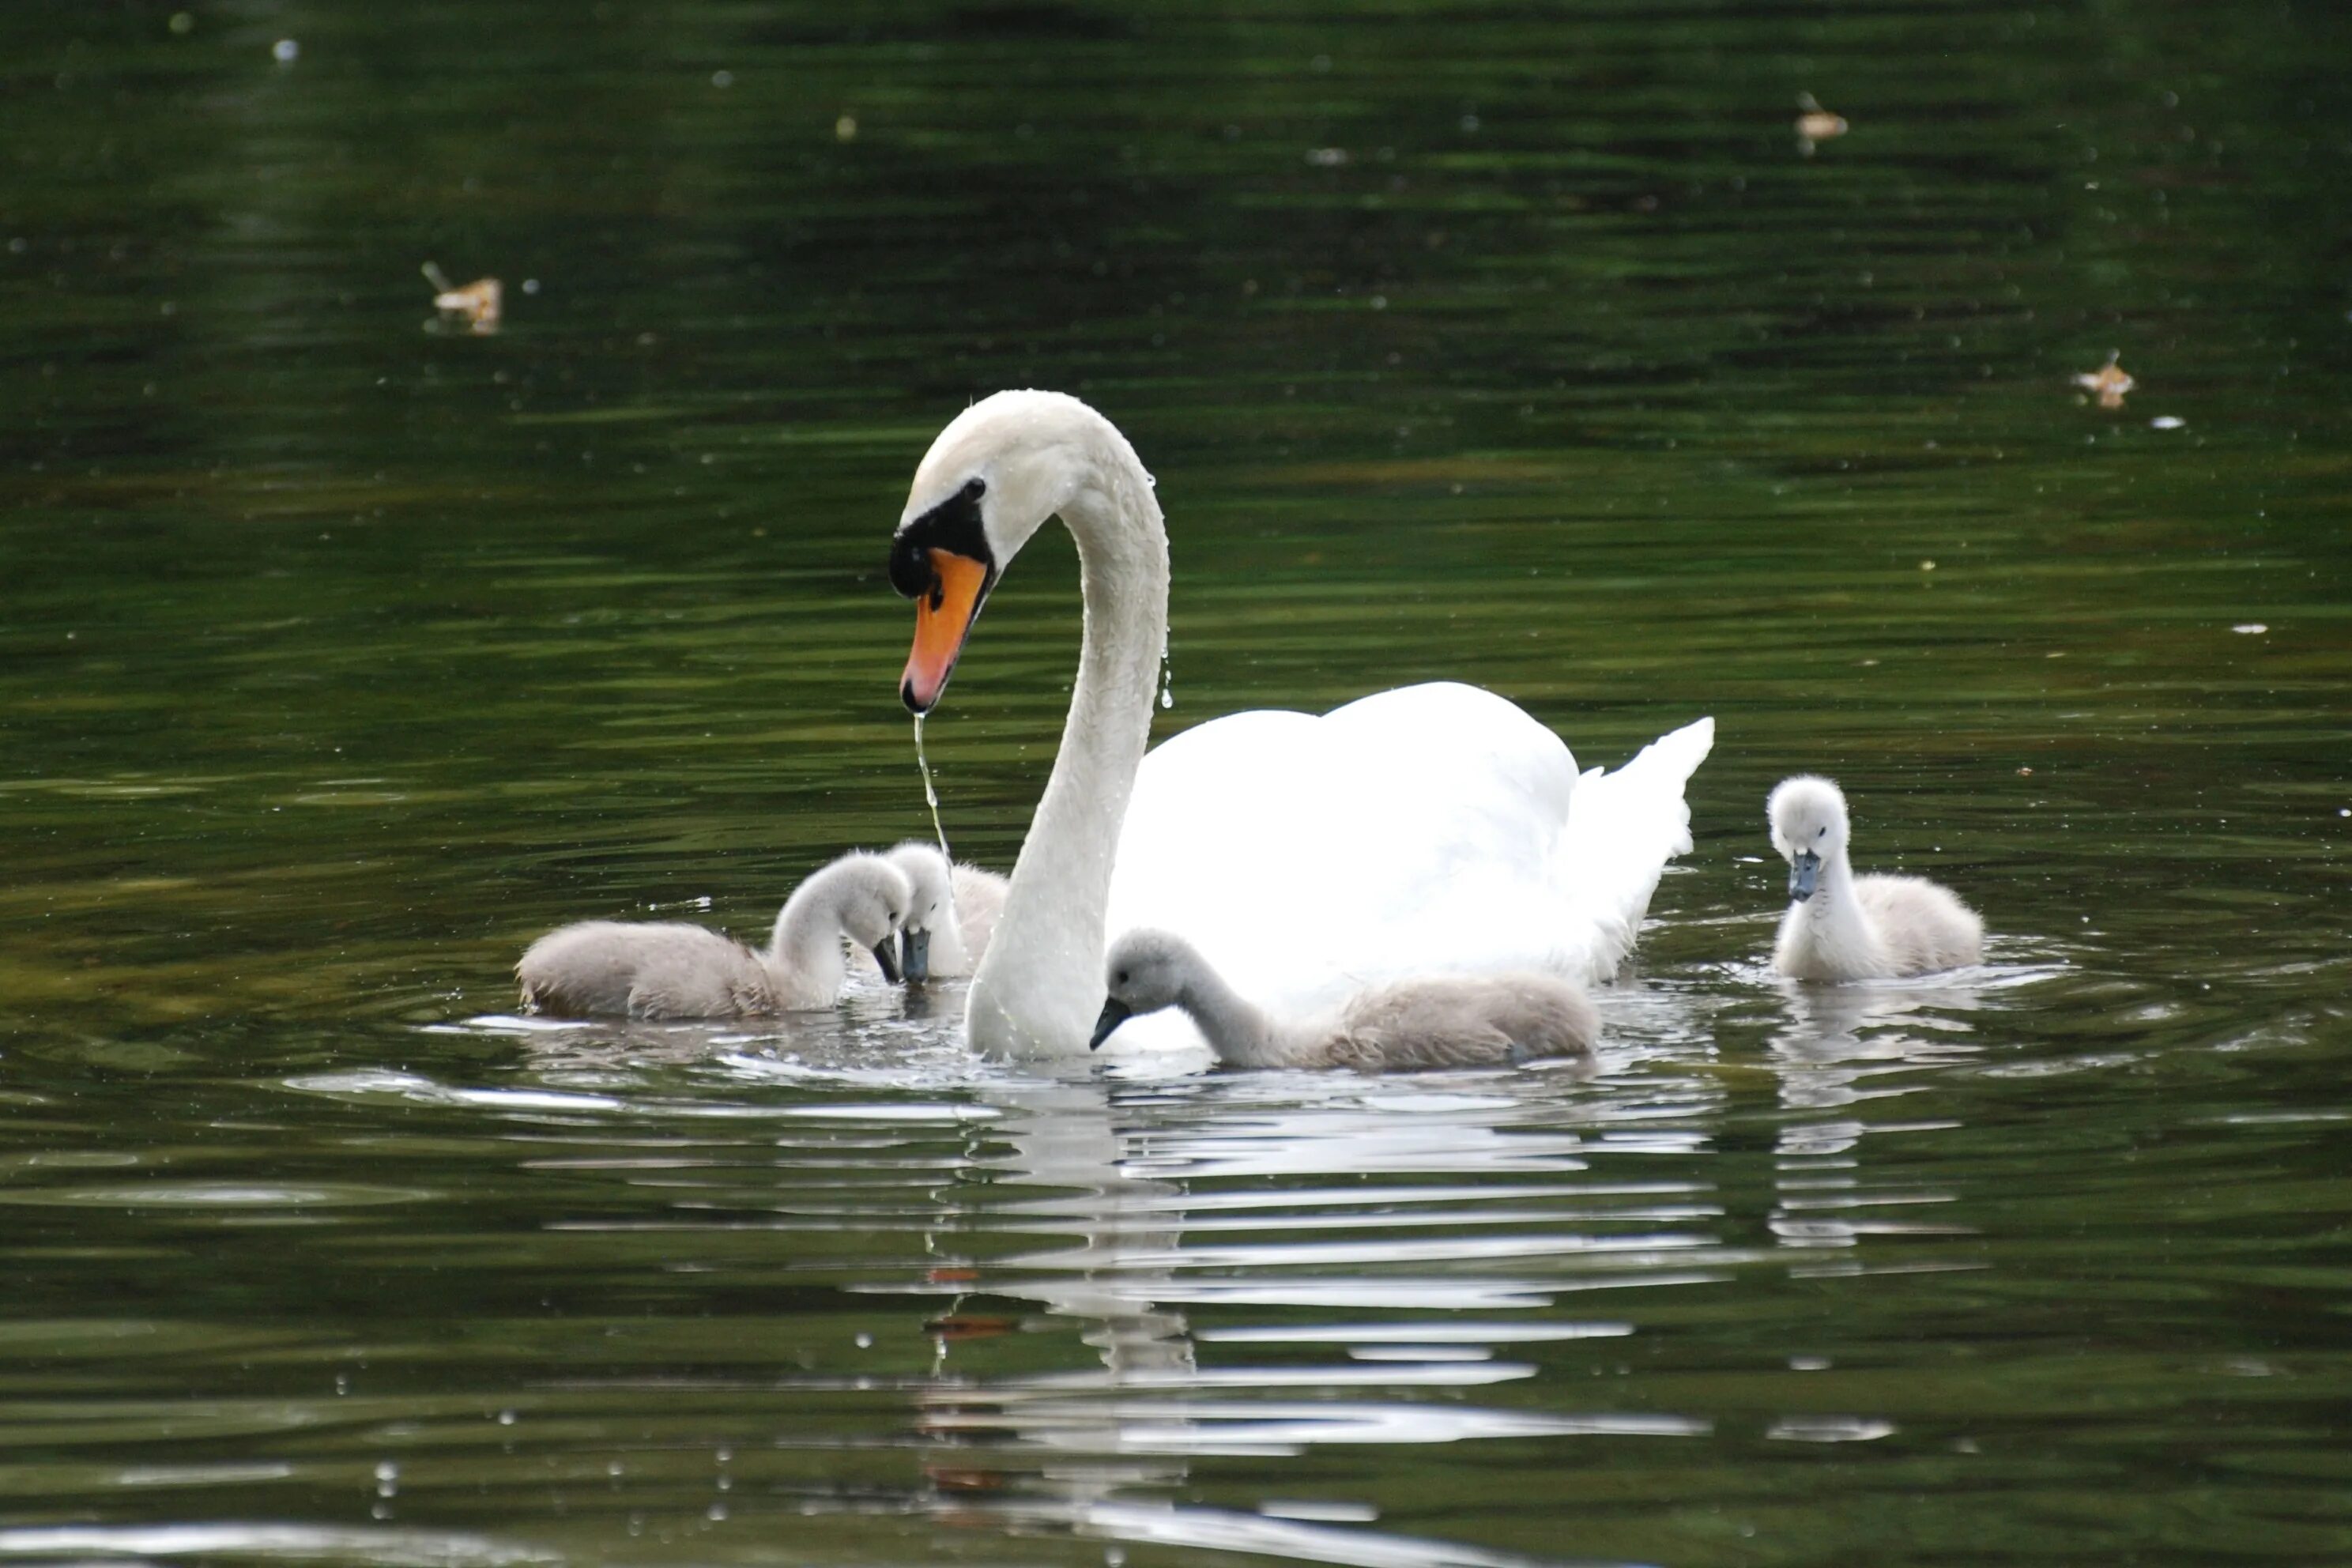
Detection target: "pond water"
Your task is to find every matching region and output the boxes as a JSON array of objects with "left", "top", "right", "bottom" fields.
[{"left": 4, "top": 2, "right": 2350, "bottom": 1565}]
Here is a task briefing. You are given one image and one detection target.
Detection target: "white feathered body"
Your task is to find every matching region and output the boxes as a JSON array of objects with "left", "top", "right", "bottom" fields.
[
  {"left": 950, "top": 862, "right": 1008, "bottom": 966},
  {"left": 1775, "top": 870, "right": 1982, "bottom": 982},
  {"left": 1310, "top": 972, "right": 1598, "bottom": 1072},
  {"left": 1103, "top": 682, "right": 1712, "bottom": 1054},
  {"left": 517, "top": 921, "right": 829, "bottom": 1019}
]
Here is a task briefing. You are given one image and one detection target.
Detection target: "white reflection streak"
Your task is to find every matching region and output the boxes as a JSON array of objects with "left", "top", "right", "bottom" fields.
[
  {"left": 1767, "top": 977, "right": 1986, "bottom": 1261},
  {"left": 0, "top": 1522, "right": 556, "bottom": 1566},
  {"left": 1001, "top": 1497, "right": 1658, "bottom": 1568}
]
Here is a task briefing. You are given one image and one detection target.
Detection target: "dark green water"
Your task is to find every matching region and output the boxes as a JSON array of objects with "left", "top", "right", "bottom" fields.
[{"left": 4, "top": 2, "right": 2350, "bottom": 1564}]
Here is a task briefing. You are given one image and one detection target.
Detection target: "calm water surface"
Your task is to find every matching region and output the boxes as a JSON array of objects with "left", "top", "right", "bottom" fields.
[{"left": 3, "top": 3, "right": 2349, "bottom": 1565}]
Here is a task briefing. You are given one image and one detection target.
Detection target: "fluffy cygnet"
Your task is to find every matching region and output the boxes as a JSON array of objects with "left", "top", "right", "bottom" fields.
[
  {"left": 1769, "top": 775, "right": 1984, "bottom": 980},
  {"left": 854, "top": 842, "right": 1009, "bottom": 981},
  {"left": 516, "top": 852, "right": 911, "bottom": 1020},
  {"left": 1090, "top": 928, "right": 1596, "bottom": 1072}
]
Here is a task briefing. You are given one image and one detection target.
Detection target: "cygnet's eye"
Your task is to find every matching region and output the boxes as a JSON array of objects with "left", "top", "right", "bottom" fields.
[
  {"left": 1114, "top": 970, "right": 1129, "bottom": 987},
  {"left": 1816, "top": 827, "right": 1826, "bottom": 839}
]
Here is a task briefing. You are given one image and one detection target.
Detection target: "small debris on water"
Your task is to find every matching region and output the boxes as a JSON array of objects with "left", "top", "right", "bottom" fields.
[
  {"left": 168, "top": 11, "right": 195, "bottom": 33},
  {"left": 273, "top": 38, "right": 300, "bottom": 63},
  {"left": 2232, "top": 623, "right": 2267, "bottom": 635},
  {"left": 835, "top": 114, "right": 858, "bottom": 141},
  {"left": 422, "top": 262, "right": 501, "bottom": 334},
  {"left": 854, "top": 1332, "right": 874, "bottom": 1348},
  {"left": 2073, "top": 352, "right": 2135, "bottom": 409},
  {"left": 1796, "top": 92, "right": 1848, "bottom": 154},
  {"left": 1306, "top": 146, "right": 1350, "bottom": 167},
  {"left": 2150, "top": 415, "right": 2184, "bottom": 430},
  {"left": 2017, "top": 767, "right": 2034, "bottom": 776}
]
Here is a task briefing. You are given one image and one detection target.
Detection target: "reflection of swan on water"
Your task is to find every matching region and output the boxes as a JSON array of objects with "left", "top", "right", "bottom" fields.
[
  {"left": 1763, "top": 967, "right": 2022, "bottom": 1256},
  {"left": 885, "top": 390, "right": 1713, "bottom": 1058},
  {"left": 892, "top": 1072, "right": 1709, "bottom": 1568}
]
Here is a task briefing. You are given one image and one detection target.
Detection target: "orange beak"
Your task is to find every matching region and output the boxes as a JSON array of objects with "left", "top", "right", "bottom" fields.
[{"left": 902, "top": 549, "right": 990, "bottom": 714}]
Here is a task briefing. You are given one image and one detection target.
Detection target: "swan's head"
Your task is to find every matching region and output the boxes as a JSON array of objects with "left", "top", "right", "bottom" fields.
[
  {"left": 882, "top": 842, "right": 956, "bottom": 982},
  {"left": 786, "top": 853, "right": 913, "bottom": 982},
  {"left": 1089, "top": 927, "right": 1203, "bottom": 1049},
  {"left": 1768, "top": 775, "right": 1850, "bottom": 903},
  {"left": 888, "top": 390, "right": 1116, "bottom": 714}
]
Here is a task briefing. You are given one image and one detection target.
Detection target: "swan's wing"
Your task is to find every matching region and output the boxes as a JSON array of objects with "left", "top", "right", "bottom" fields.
[
  {"left": 1553, "top": 715, "right": 1715, "bottom": 978},
  {"left": 1109, "top": 683, "right": 1585, "bottom": 1035},
  {"left": 1106, "top": 685, "right": 1712, "bottom": 1051}
]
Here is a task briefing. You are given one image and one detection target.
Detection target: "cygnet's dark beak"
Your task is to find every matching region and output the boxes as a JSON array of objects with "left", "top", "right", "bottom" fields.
[
  {"left": 1788, "top": 850, "right": 1822, "bottom": 903},
  {"left": 900, "top": 927, "right": 932, "bottom": 984},
  {"left": 870, "top": 938, "right": 903, "bottom": 985},
  {"left": 1088, "top": 997, "right": 1134, "bottom": 1051}
]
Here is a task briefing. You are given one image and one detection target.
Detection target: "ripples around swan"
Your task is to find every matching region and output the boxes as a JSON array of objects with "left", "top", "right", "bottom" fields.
[{"left": 145, "top": 967, "right": 2038, "bottom": 1568}]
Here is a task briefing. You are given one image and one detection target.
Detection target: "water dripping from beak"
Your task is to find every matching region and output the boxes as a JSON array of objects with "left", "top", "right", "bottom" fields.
[{"left": 914, "top": 713, "right": 949, "bottom": 860}]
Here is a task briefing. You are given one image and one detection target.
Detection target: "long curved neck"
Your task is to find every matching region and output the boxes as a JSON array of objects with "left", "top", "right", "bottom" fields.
[
  {"left": 768, "top": 882, "right": 846, "bottom": 1001},
  {"left": 966, "top": 432, "right": 1170, "bottom": 1058},
  {"left": 1793, "top": 846, "right": 1875, "bottom": 953},
  {"left": 1174, "top": 966, "right": 1287, "bottom": 1069}
]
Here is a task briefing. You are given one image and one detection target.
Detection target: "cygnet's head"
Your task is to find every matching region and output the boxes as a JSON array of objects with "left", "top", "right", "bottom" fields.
[
  {"left": 785, "top": 853, "right": 912, "bottom": 982},
  {"left": 1768, "top": 775, "right": 1851, "bottom": 903},
  {"left": 884, "top": 842, "right": 956, "bottom": 982},
  {"left": 888, "top": 391, "right": 1135, "bottom": 714},
  {"left": 1089, "top": 928, "right": 1204, "bottom": 1050}
]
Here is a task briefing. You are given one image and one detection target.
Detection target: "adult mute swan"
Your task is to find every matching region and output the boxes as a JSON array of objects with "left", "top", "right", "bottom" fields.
[
  {"left": 888, "top": 390, "right": 1713, "bottom": 1058},
  {"left": 1769, "top": 775, "right": 1983, "bottom": 980},
  {"left": 1090, "top": 929, "right": 1596, "bottom": 1073},
  {"left": 515, "top": 852, "right": 910, "bottom": 1020}
]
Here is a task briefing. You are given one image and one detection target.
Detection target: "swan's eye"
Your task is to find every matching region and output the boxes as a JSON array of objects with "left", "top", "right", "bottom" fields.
[
  {"left": 927, "top": 579, "right": 945, "bottom": 612},
  {"left": 1816, "top": 827, "right": 1826, "bottom": 839}
]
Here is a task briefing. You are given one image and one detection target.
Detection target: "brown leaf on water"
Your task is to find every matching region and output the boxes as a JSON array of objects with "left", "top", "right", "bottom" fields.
[
  {"left": 421, "top": 261, "right": 502, "bottom": 334},
  {"left": 925, "top": 1313, "right": 1018, "bottom": 1342},
  {"left": 1796, "top": 92, "right": 1848, "bottom": 155},
  {"left": 2073, "top": 352, "right": 2135, "bottom": 409}
]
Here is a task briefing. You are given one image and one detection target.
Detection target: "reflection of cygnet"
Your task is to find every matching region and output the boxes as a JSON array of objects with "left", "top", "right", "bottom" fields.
[
  {"left": 859, "top": 842, "right": 1008, "bottom": 981},
  {"left": 1769, "top": 775, "right": 1982, "bottom": 981},
  {"left": 516, "top": 853, "right": 910, "bottom": 1020},
  {"left": 1090, "top": 929, "right": 1596, "bottom": 1072}
]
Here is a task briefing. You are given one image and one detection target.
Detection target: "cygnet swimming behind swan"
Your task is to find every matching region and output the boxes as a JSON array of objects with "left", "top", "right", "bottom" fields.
[
  {"left": 1089, "top": 929, "right": 1596, "bottom": 1073},
  {"left": 852, "top": 842, "right": 1009, "bottom": 981},
  {"left": 1769, "top": 775, "right": 1983, "bottom": 981},
  {"left": 516, "top": 852, "right": 910, "bottom": 1020}
]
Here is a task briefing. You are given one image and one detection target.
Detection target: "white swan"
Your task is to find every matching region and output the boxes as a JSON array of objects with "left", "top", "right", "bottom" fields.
[
  {"left": 861, "top": 842, "right": 1009, "bottom": 980},
  {"left": 515, "top": 853, "right": 910, "bottom": 1020},
  {"left": 1091, "top": 929, "right": 1596, "bottom": 1072},
  {"left": 888, "top": 390, "right": 1714, "bottom": 1057},
  {"left": 1769, "top": 775, "right": 1983, "bottom": 980}
]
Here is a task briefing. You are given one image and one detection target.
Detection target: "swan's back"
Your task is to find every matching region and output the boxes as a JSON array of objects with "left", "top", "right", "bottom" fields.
[
  {"left": 1105, "top": 683, "right": 1709, "bottom": 1053},
  {"left": 1854, "top": 874, "right": 1983, "bottom": 974},
  {"left": 951, "top": 863, "right": 1008, "bottom": 960},
  {"left": 1332, "top": 971, "right": 1597, "bottom": 1072},
  {"left": 517, "top": 921, "right": 775, "bottom": 1020}
]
